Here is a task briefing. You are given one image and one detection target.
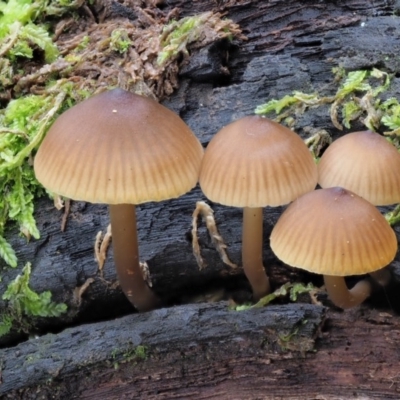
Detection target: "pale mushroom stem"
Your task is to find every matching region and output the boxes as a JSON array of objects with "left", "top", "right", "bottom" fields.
[
  {"left": 369, "top": 269, "right": 392, "bottom": 287},
  {"left": 242, "top": 207, "right": 271, "bottom": 300},
  {"left": 324, "top": 275, "right": 372, "bottom": 309},
  {"left": 109, "top": 204, "right": 161, "bottom": 312}
]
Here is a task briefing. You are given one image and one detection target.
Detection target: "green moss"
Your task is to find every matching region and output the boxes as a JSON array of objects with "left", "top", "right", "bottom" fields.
[
  {"left": 381, "top": 98, "right": 400, "bottom": 134},
  {"left": 255, "top": 92, "right": 320, "bottom": 115},
  {"left": 0, "top": 0, "right": 72, "bottom": 63},
  {"left": 110, "top": 29, "right": 131, "bottom": 54},
  {"left": 0, "top": 263, "right": 67, "bottom": 336},
  {"left": 234, "top": 282, "right": 314, "bottom": 311},
  {"left": 0, "top": 85, "right": 79, "bottom": 267},
  {"left": 111, "top": 345, "right": 149, "bottom": 369},
  {"left": 74, "top": 35, "right": 90, "bottom": 52},
  {"left": 0, "top": 0, "right": 88, "bottom": 269},
  {"left": 132, "top": 345, "right": 148, "bottom": 361},
  {"left": 157, "top": 11, "right": 240, "bottom": 65},
  {"left": 157, "top": 15, "right": 203, "bottom": 65},
  {"left": 255, "top": 67, "right": 393, "bottom": 133},
  {"left": 277, "top": 319, "right": 313, "bottom": 353}
]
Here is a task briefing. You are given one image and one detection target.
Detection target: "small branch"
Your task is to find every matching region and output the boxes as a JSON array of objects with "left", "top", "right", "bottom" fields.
[{"left": 60, "top": 199, "right": 71, "bottom": 232}]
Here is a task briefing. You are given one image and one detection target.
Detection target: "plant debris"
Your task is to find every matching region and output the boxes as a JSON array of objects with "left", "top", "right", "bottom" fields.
[{"left": 255, "top": 67, "right": 396, "bottom": 134}]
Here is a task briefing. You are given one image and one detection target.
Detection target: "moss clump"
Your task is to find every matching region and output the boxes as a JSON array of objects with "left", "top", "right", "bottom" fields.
[
  {"left": 234, "top": 282, "right": 315, "bottom": 311},
  {"left": 0, "top": 2, "right": 244, "bottom": 271},
  {"left": 111, "top": 344, "right": 149, "bottom": 369},
  {"left": 255, "top": 67, "right": 396, "bottom": 133},
  {"left": 0, "top": 263, "right": 67, "bottom": 336}
]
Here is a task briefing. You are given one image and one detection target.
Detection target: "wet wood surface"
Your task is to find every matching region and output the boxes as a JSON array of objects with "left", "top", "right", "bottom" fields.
[{"left": 2, "top": 303, "right": 400, "bottom": 399}]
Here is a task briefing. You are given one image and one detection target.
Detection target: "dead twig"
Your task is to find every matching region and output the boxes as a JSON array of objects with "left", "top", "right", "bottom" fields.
[{"left": 60, "top": 199, "right": 71, "bottom": 232}]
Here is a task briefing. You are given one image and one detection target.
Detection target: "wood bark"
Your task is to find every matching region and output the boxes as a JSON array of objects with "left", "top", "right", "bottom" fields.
[
  {"left": 2, "top": 303, "right": 400, "bottom": 399},
  {"left": 1, "top": 0, "right": 400, "bottom": 397}
]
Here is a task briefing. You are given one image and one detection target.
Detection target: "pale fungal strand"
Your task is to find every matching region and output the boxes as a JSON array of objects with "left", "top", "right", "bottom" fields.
[
  {"left": 191, "top": 201, "right": 237, "bottom": 270},
  {"left": 95, "top": 224, "right": 112, "bottom": 276}
]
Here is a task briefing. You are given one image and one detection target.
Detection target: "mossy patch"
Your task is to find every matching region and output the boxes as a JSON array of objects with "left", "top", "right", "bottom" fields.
[
  {"left": 0, "top": 263, "right": 67, "bottom": 337},
  {"left": 0, "top": 1, "right": 244, "bottom": 270}
]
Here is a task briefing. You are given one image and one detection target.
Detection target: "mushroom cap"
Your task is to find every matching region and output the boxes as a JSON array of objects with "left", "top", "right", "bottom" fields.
[
  {"left": 34, "top": 89, "right": 204, "bottom": 204},
  {"left": 318, "top": 130, "right": 400, "bottom": 205},
  {"left": 270, "top": 187, "right": 398, "bottom": 276},
  {"left": 199, "top": 116, "right": 318, "bottom": 208}
]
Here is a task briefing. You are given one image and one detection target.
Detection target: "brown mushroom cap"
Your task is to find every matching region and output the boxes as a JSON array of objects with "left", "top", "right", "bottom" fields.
[
  {"left": 34, "top": 88, "right": 204, "bottom": 204},
  {"left": 318, "top": 130, "right": 400, "bottom": 205},
  {"left": 199, "top": 115, "right": 318, "bottom": 207},
  {"left": 270, "top": 187, "right": 398, "bottom": 276}
]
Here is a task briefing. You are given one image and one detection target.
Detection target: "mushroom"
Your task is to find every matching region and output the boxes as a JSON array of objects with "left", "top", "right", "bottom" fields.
[
  {"left": 318, "top": 130, "right": 400, "bottom": 285},
  {"left": 199, "top": 115, "right": 318, "bottom": 300},
  {"left": 270, "top": 187, "right": 398, "bottom": 309},
  {"left": 34, "top": 88, "right": 204, "bottom": 312},
  {"left": 318, "top": 130, "right": 400, "bottom": 205}
]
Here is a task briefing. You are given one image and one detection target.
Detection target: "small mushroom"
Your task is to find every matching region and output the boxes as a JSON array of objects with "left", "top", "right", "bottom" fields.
[
  {"left": 318, "top": 130, "right": 400, "bottom": 286},
  {"left": 34, "top": 88, "right": 204, "bottom": 312},
  {"left": 318, "top": 130, "right": 400, "bottom": 205},
  {"left": 199, "top": 115, "right": 318, "bottom": 300},
  {"left": 270, "top": 187, "right": 398, "bottom": 309}
]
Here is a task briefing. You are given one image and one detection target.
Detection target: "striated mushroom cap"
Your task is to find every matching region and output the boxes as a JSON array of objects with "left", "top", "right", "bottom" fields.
[
  {"left": 318, "top": 130, "right": 400, "bottom": 205},
  {"left": 34, "top": 89, "right": 204, "bottom": 204},
  {"left": 199, "top": 115, "right": 318, "bottom": 208},
  {"left": 270, "top": 187, "right": 398, "bottom": 276}
]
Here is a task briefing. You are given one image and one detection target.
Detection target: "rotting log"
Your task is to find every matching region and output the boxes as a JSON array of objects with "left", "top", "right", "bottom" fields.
[
  {"left": 2, "top": 303, "right": 400, "bottom": 399},
  {"left": 1, "top": 0, "right": 400, "bottom": 396},
  {"left": 2, "top": 0, "right": 400, "bottom": 337},
  {"left": 0, "top": 303, "right": 325, "bottom": 398}
]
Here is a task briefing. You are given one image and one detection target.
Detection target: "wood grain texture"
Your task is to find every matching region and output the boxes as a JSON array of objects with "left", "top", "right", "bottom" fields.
[
  {"left": 2, "top": 304, "right": 400, "bottom": 399},
  {"left": 0, "top": 303, "right": 324, "bottom": 397}
]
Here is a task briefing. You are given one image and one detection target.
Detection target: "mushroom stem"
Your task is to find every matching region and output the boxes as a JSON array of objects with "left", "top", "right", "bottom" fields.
[
  {"left": 109, "top": 204, "right": 161, "bottom": 312},
  {"left": 369, "top": 268, "right": 392, "bottom": 287},
  {"left": 323, "top": 275, "right": 372, "bottom": 309},
  {"left": 242, "top": 207, "right": 271, "bottom": 300}
]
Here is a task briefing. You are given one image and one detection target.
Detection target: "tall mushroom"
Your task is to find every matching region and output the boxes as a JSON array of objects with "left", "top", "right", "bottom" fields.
[
  {"left": 270, "top": 187, "right": 398, "bottom": 309},
  {"left": 199, "top": 115, "right": 318, "bottom": 300},
  {"left": 34, "top": 88, "right": 204, "bottom": 312}
]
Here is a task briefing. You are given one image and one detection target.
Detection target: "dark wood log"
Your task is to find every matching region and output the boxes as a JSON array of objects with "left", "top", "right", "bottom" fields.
[
  {"left": 1, "top": 0, "right": 400, "bottom": 396},
  {"left": 2, "top": 303, "right": 400, "bottom": 399},
  {"left": 0, "top": 303, "right": 325, "bottom": 398}
]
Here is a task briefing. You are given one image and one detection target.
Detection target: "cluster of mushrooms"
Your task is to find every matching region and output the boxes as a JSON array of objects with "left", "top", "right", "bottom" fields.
[{"left": 34, "top": 88, "right": 400, "bottom": 312}]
